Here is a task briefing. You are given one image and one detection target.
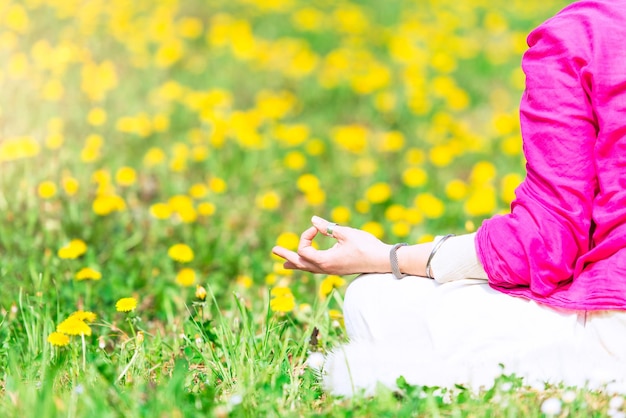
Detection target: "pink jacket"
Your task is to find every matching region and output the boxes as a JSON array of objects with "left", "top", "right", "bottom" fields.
[{"left": 476, "top": 0, "right": 626, "bottom": 310}]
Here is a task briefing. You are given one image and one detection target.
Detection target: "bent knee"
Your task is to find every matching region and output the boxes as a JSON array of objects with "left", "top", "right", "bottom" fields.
[{"left": 344, "top": 274, "right": 392, "bottom": 309}]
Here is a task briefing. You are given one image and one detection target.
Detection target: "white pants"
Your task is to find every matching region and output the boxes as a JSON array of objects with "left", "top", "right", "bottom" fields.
[{"left": 323, "top": 273, "right": 626, "bottom": 396}]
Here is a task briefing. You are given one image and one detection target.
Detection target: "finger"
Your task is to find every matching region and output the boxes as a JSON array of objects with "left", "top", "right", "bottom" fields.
[
  {"left": 311, "top": 215, "right": 345, "bottom": 239},
  {"left": 298, "top": 226, "right": 319, "bottom": 251},
  {"left": 271, "top": 245, "right": 295, "bottom": 261},
  {"left": 272, "top": 246, "right": 323, "bottom": 273},
  {"left": 283, "top": 260, "right": 322, "bottom": 273}
]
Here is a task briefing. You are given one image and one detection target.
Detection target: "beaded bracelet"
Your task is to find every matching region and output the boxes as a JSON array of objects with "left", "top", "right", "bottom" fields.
[{"left": 425, "top": 234, "right": 455, "bottom": 280}]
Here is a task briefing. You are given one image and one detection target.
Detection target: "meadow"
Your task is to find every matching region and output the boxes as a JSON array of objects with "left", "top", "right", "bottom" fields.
[{"left": 1, "top": 0, "right": 623, "bottom": 416}]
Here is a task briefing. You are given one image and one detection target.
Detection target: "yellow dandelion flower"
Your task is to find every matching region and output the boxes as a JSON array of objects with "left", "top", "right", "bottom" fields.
[
  {"left": 305, "top": 138, "right": 325, "bottom": 156},
  {"left": 385, "top": 204, "right": 406, "bottom": 222},
  {"left": 404, "top": 207, "right": 424, "bottom": 225},
  {"left": 374, "top": 91, "right": 396, "bottom": 113},
  {"left": 276, "top": 232, "right": 299, "bottom": 251},
  {"left": 305, "top": 189, "right": 325, "bottom": 206},
  {"left": 195, "top": 285, "right": 207, "bottom": 300},
  {"left": 45, "top": 133, "right": 64, "bottom": 149},
  {"left": 178, "top": 17, "right": 203, "bottom": 39},
  {"left": 351, "top": 157, "right": 377, "bottom": 177},
  {"left": 365, "top": 182, "right": 392, "bottom": 204},
  {"left": 406, "top": 148, "right": 425, "bottom": 165},
  {"left": 283, "top": 151, "right": 306, "bottom": 170},
  {"left": 237, "top": 274, "right": 253, "bottom": 288},
  {"left": 155, "top": 39, "right": 184, "bottom": 68},
  {"left": 328, "top": 309, "right": 343, "bottom": 321},
  {"left": 270, "top": 286, "right": 293, "bottom": 297},
  {"left": 296, "top": 173, "right": 320, "bottom": 193},
  {"left": 153, "top": 113, "right": 170, "bottom": 132},
  {"left": 58, "top": 239, "right": 87, "bottom": 259},
  {"left": 470, "top": 161, "right": 497, "bottom": 185},
  {"left": 319, "top": 275, "right": 346, "bottom": 298},
  {"left": 75, "top": 267, "right": 102, "bottom": 281},
  {"left": 115, "top": 167, "right": 136, "bottom": 187},
  {"left": 402, "top": 167, "right": 427, "bottom": 188},
  {"left": 256, "top": 191, "right": 280, "bottom": 211},
  {"left": 197, "top": 202, "right": 216, "bottom": 216},
  {"left": 47, "top": 331, "right": 70, "bottom": 347},
  {"left": 273, "top": 123, "right": 310, "bottom": 146},
  {"left": 270, "top": 287, "right": 295, "bottom": 313},
  {"left": 168, "top": 243, "right": 194, "bottom": 263},
  {"left": 392, "top": 221, "right": 411, "bottom": 238},
  {"left": 445, "top": 179, "right": 468, "bottom": 201},
  {"left": 92, "top": 194, "right": 126, "bottom": 216},
  {"left": 37, "top": 181, "right": 57, "bottom": 199},
  {"left": 270, "top": 295, "right": 295, "bottom": 313},
  {"left": 144, "top": 147, "right": 166, "bottom": 167},
  {"left": 273, "top": 262, "right": 293, "bottom": 276},
  {"left": 149, "top": 203, "right": 172, "bottom": 220},
  {"left": 331, "top": 124, "right": 368, "bottom": 154},
  {"left": 116, "top": 297, "right": 137, "bottom": 312},
  {"left": 501, "top": 173, "right": 523, "bottom": 204},
  {"left": 175, "top": 268, "right": 196, "bottom": 287},
  {"left": 47, "top": 117, "right": 63, "bottom": 133},
  {"left": 87, "top": 107, "right": 107, "bottom": 126},
  {"left": 361, "top": 221, "right": 384, "bottom": 239},
  {"left": 62, "top": 176, "right": 80, "bottom": 196},
  {"left": 189, "top": 183, "right": 208, "bottom": 199},
  {"left": 70, "top": 311, "right": 97, "bottom": 323},
  {"left": 265, "top": 273, "right": 278, "bottom": 286},
  {"left": 292, "top": 7, "right": 324, "bottom": 31},
  {"left": 418, "top": 233, "right": 435, "bottom": 244},
  {"left": 414, "top": 193, "right": 445, "bottom": 219},
  {"left": 41, "top": 78, "right": 65, "bottom": 102},
  {"left": 501, "top": 135, "right": 522, "bottom": 156},
  {"left": 355, "top": 199, "right": 370, "bottom": 214},
  {"left": 6, "top": 4, "right": 29, "bottom": 33},
  {"left": 429, "top": 145, "right": 455, "bottom": 167},
  {"left": 208, "top": 177, "right": 227, "bottom": 193},
  {"left": 57, "top": 317, "right": 92, "bottom": 336},
  {"left": 376, "top": 131, "right": 405, "bottom": 153},
  {"left": 464, "top": 186, "right": 497, "bottom": 217},
  {"left": 331, "top": 206, "right": 351, "bottom": 224}
]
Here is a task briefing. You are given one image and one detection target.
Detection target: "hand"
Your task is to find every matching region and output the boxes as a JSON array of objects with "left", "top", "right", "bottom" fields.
[{"left": 272, "top": 215, "right": 392, "bottom": 275}]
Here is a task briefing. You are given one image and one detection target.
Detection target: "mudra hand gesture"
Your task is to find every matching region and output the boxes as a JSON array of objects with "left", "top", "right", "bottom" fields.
[{"left": 271, "top": 216, "right": 393, "bottom": 275}]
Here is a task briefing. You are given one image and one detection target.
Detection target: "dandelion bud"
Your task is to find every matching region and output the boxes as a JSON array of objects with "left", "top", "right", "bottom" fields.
[
  {"left": 98, "top": 336, "right": 106, "bottom": 349},
  {"left": 195, "top": 285, "right": 207, "bottom": 300},
  {"left": 136, "top": 331, "right": 144, "bottom": 345}
]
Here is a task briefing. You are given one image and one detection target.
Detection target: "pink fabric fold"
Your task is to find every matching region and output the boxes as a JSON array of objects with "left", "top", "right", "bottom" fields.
[{"left": 476, "top": 0, "right": 626, "bottom": 310}]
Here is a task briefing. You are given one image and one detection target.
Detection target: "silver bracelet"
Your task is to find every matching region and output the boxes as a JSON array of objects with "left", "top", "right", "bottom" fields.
[
  {"left": 425, "top": 234, "right": 455, "bottom": 280},
  {"left": 390, "top": 243, "right": 409, "bottom": 279}
]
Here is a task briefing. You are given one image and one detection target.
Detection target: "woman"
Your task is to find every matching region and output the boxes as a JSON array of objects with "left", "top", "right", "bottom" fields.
[{"left": 272, "top": 0, "right": 626, "bottom": 396}]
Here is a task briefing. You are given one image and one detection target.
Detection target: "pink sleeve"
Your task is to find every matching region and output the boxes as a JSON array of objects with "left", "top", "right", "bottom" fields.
[{"left": 476, "top": 8, "right": 598, "bottom": 297}]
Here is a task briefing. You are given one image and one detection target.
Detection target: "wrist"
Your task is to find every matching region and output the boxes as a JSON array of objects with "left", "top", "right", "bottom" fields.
[{"left": 396, "top": 242, "right": 433, "bottom": 277}]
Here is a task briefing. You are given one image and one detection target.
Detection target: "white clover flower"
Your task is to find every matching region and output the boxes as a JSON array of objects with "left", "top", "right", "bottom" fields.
[
  {"left": 499, "top": 381, "right": 513, "bottom": 392},
  {"left": 561, "top": 390, "right": 577, "bottom": 404},
  {"left": 306, "top": 352, "right": 325, "bottom": 371},
  {"left": 228, "top": 394, "right": 243, "bottom": 407},
  {"left": 610, "top": 396, "right": 625, "bottom": 411},
  {"left": 541, "top": 397, "right": 562, "bottom": 416}
]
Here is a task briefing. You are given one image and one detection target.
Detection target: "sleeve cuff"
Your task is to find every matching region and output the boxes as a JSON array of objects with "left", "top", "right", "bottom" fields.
[{"left": 430, "top": 233, "right": 488, "bottom": 283}]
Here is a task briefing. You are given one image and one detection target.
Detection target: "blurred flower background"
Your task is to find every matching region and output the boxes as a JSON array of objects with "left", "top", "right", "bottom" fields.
[{"left": 2, "top": 0, "right": 602, "bottom": 416}]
